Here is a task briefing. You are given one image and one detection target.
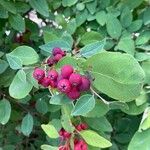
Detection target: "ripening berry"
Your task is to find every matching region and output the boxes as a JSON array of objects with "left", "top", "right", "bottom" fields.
[
  {"left": 57, "top": 79, "right": 71, "bottom": 93},
  {"left": 79, "top": 76, "right": 90, "bottom": 91},
  {"left": 52, "top": 47, "right": 63, "bottom": 56},
  {"left": 33, "top": 68, "right": 45, "bottom": 81},
  {"left": 61, "top": 65, "right": 74, "bottom": 79},
  {"left": 54, "top": 54, "right": 63, "bottom": 62},
  {"left": 47, "top": 57, "right": 55, "bottom": 66},
  {"left": 76, "top": 123, "right": 88, "bottom": 131},
  {"left": 59, "top": 128, "right": 71, "bottom": 140},
  {"left": 67, "top": 87, "right": 80, "bottom": 100},
  {"left": 39, "top": 77, "right": 51, "bottom": 87},
  {"left": 74, "top": 139, "right": 87, "bottom": 150},
  {"left": 47, "top": 70, "right": 58, "bottom": 81},
  {"left": 69, "top": 73, "right": 82, "bottom": 86}
]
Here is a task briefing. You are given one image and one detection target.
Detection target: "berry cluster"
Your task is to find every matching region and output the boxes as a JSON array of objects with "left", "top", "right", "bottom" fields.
[
  {"left": 47, "top": 47, "right": 66, "bottom": 66},
  {"left": 58, "top": 123, "right": 88, "bottom": 150},
  {"left": 33, "top": 64, "right": 90, "bottom": 100}
]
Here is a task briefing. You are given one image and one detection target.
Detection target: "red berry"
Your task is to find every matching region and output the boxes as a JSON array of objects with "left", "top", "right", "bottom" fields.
[
  {"left": 50, "top": 80, "right": 57, "bottom": 88},
  {"left": 47, "top": 70, "right": 58, "bottom": 81},
  {"left": 61, "top": 50, "right": 66, "bottom": 56},
  {"left": 47, "top": 57, "right": 55, "bottom": 66},
  {"left": 67, "top": 87, "right": 80, "bottom": 100},
  {"left": 75, "top": 125, "right": 82, "bottom": 131},
  {"left": 39, "top": 77, "right": 51, "bottom": 87},
  {"left": 59, "top": 128, "right": 71, "bottom": 140},
  {"left": 76, "top": 123, "right": 88, "bottom": 131},
  {"left": 52, "top": 47, "right": 63, "bottom": 56},
  {"left": 74, "top": 139, "right": 87, "bottom": 150},
  {"left": 79, "top": 76, "right": 90, "bottom": 91},
  {"left": 57, "top": 79, "right": 71, "bottom": 93},
  {"left": 59, "top": 146, "right": 70, "bottom": 150},
  {"left": 54, "top": 54, "right": 63, "bottom": 62},
  {"left": 61, "top": 65, "right": 74, "bottom": 79},
  {"left": 33, "top": 68, "right": 45, "bottom": 81},
  {"left": 69, "top": 73, "right": 82, "bottom": 86}
]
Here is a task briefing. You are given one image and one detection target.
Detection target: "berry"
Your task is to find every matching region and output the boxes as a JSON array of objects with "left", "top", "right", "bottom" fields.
[
  {"left": 76, "top": 123, "right": 88, "bottom": 131},
  {"left": 61, "top": 65, "right": 74, "bottom": 79},
  {"left": 54, "top": 54, "right": 63, "bottom": 62},
  {"left": 39, "top": 77, "right": 51, "bottom": 87},
  {"left": 59, "top": 146, "right": 70, "bottom": 150},
  {"left": 52, "top": 47, "right": 63, "bottom": 56},
  {"left": 79, "top": 76, "right": 90, "bottom": 91},
  {"left": 61, "top": 50, "right": 66, "bottom": 56},
  {"left": 33, "top": 68, "right": 45, "bottom": 81},
  {"left": 47, "top": 70, "right": 58, "bottom": 81},
  {"left": 67, "top": 87, "right": 80, "bottom": 100},
  {"left": 59, "top": 128, "right": 71, "bottom": 140},
  {"left": 57, "top": 79, "right": 71, "bottom": 93},
  {"left": 74, "top": 139, "right": 87, "bottom": 150},
  {"left": 47, "top": 57, "right": 55, "bottom": 66},
  {"left": 50, "top": 80, "right": 57, "bottom": 88},
  {"left": 69, "top": 73, "right": 82, "bottom": 86}
]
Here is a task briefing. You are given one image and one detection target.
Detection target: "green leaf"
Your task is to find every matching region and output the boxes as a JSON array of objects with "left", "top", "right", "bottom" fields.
[
  {"left": 127, "top": 20, "right": 143, "bottom": 33},
  {"left": 85, "top": 99, "right": 109, "bottom": 117},
  {"left": 71, "top": 94, "right": 95, "bottom": 116},
  {"left": 0, "top": 59, "right": 8, "bottom": 74},
  {"left": 85, "top": 117, "right": 112, "bottom": 132},
  {"left": 139, "top": 107, "right": 150, "bottom": 131},
  {"left": 18, "top": 70, "right": 26, "bottom": 83},
  {"left": 0, "top": 5, "right": 8, "bottom": 18},
  {"left": 80, "top": 130, "right": 112, "bottom": 148},
  {"left": 9, "top": 70, "right": 33, "bottom": 99},
  {"left": 35, "top": 99, "right": 48, "bottom": 114},
  {"left": 143, "top": 7, "right": 150, "bottom": 25},
  {"left": 86, "top": 0, "right": 97, "bottom": 15},
  {"left": 21, "top": 113, "right": 33, "bottom": 136},
  {"left": 0, "top": 99, "right": 11, "bottom": 125},
  {"left": 41, "top": 145, "right": 58, "bottom": 150},
  {"left": 120, "top": 6, "right": 132, "bottom": 28},
  {"left": 106, "top": 14, "right": 122, "bottom": 39},
  {"left": 115, "top": 32, "right": 135, "bottom": 55},
  {"left": 96, "top": 11, "right": 107, "bottom": 26},
  {"left": 76, "top": 9, "right": 88, "bottom": 26},
  {"left": 79, "top": 40, "right": 105, "bottom": 58},
  {"left": 80, "top": 31, "right": 103, "bottom": 45},
  {"left": 9, "top": 14, "right": 25, "bottom": 32},
  {"left": 128, "top": 128, "right": 150, "bottom": 150},
  {"left": 29, "top": 0, "right": 49, "bottom": 17},
  {"left": 9, "top": 46, "right": 39, "bottom": 65},
  {"left": 50, "top": 94, "right": 71, "bottom": 105},
  {"left": 0, "top": 0, "right": 16, "bottom": 14},
  {"left": 84, "top": 52, "right": 145, "bottom": 101},
  {"left": 76, "top": 3, "right": 85, "bottom": 11},
  {"left": 121, "top": 101, "right": 148, "bottom": 115},
  {"left": 40, "top": 40, "right": 71, "bottom": 55},
  {"left": 62, "top": 0, "right": 78, "bottom": 7},
  {"left": 6, "top": 54, "right": 22, "bottom": 70},
  {"left": 41, "top": 124, "right": 59, "bottom": 138},
  {"left": 123, "top": 0, "right": 143, "bottom": 9},
  {"left": 66, "top": 18, "right": 77, "bottom": 34}
]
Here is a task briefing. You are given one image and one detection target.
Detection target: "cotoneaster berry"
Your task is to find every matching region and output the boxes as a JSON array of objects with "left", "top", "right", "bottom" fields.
[
  {"left": 39, "top": 77, "right": 51, "bottom": 87},
  {"left": 33, "top": 68, "right": 45, "bottom": 81},
  {"left": 67, "top": 87, "right": 80, "bottom": 100},
  {"left": 47, "top": 69, "right": 58, "bottom": 81},
  {"left": 61, "top": 65, "right": 74, "bottom": 79},
  {"left": 57, "top": 79, "right": 71, "bottom": 93},
  {"left": 79, "top": 76, "right": 91, "bottom": 91},
  {"left": 69, "top": 73, "right": 82, "bottom": 86}
]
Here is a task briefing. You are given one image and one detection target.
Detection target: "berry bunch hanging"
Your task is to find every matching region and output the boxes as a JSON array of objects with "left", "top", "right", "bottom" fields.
[
  {"left": 33, "top": 47, "right": 91, "bottom": 100},
  {"left": 58, "top": 123, "right": 88, "bottom": 150}
]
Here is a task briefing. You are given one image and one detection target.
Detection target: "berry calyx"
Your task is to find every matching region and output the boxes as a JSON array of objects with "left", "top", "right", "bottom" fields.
[
  {"left": 61, "top": 65, "right": 74, "bottom": 79},
  {"left": 69, "top": 73, "right": 82, "bottom": 86},
  {"left": 57, "top": 79, "right": 71, "bottom": 93},
  {"left": 33, "top": 68, "right": 45, "bottom": 81},
  {"left": 54, "top": 54, "right": 63, "bottom": 62},
  {"left": 52, "top": 47, "right": 63, "bottom": 56},
  {"left": 47, "top": 69, "right": 58, "bottom": 81},
  {"left": 79, "top": 76, "right": 90, "bottom": 91},
  {"left": 39, "top": 77, "right": 51, "bottom": 87},
  {"left": 67, "top": 87, "right": 80, "bottom": 100}
]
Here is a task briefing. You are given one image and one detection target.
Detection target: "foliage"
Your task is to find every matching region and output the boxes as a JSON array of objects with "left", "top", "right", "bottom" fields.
[{"left": 0, "top": 0, "right": 150, "bottom": 149}]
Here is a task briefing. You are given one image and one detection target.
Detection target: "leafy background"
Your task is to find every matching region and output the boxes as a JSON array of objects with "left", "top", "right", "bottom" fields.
[{"left": 0, "top": 0, "right": 150, "bottom": 150}]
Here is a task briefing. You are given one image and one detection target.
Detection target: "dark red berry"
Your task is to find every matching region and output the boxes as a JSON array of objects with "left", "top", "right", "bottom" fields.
[
  {"left": 67, "top": 87, "right": 80, "bottom": 100},
  {"left": 79, "top": 76, "right": 90, "bottom": 91},
  {"left": 39, "top": 77, "right": 51, "bottom": 87},
  {"left": 59, "top": 128, "right": 71, "bottom": 140},
  {"left": 57, "top": 79, "right": 71, "bottom": 93},
  {"left": 47, "top": 70, "right": 58, "bottom": 81},
  {"left": 61, "top": 65, "right": 74, "bottom": 79},
  {"left": 33, "top": 68, "right": 45, "bottom": 81},
  {"left": 54, "top": 54, "right": 63, "bottom": 62},
  {"left": 52, "top": 47, "right": 63, "bottom": 56},
  {"left": 69, "top": 73, "right": 82, "bottom": 86},
  {"left": 50, "top": 80, "right": 57, "bottom": 88},
  {"left": 74, "top": 139, "right": 87, "bottom": 150},
  {"left": 61, "top": 50, "right": 66, "bottom": 56},
  {"left": 76, "top": 123, "right": 88, "bottom": 131},
  {"left": 47, "top": 57, "right": 55, "bottom": 66}
]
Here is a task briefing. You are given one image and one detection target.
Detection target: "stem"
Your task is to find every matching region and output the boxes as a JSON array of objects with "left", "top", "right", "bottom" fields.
[{"left": 90, "top": 87, "right": 109, "bottom": 105}]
